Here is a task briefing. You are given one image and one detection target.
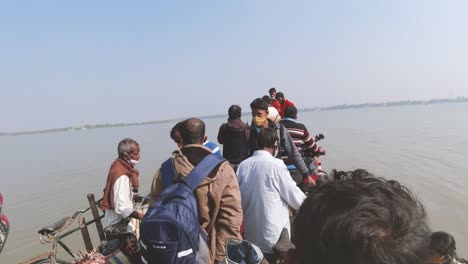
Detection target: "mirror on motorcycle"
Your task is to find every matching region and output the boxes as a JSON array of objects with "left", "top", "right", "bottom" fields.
[{"left": 225, "top": 238, "right": 265, "bottom": 264}]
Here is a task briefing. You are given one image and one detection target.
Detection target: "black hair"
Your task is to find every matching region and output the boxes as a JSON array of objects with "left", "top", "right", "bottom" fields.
[
  {"left": 257, "top": 127, "right": 278, "bottom": 149},
  {"left": 293, "top": 169, "right": 430, "bottom": 264},
  {"left": 250, "top": 98, "right": 269, "bottom": 111},
  {"left": 284, "top": 106, "right": 297, "bottom": 119},
  {"left": 228, "top": 105, "right": 242, "bottom": 120},
  {"left": 179, "top": 118, "right": 205, "bottom": 145},
  {"left": 429, "top": 231, "right": 456, "bottom": 258},
  {"left": 170, "top": 121, "right": 182, "bottom": 144},
  {"left": 269, "top": 87, "right": 276, "bottom": 94},
  {"left": 275, "top": 92, "right": 285, "bottom": 99},
  {"left": 262, "top": 95, "right": 271, "bottom": 104}
]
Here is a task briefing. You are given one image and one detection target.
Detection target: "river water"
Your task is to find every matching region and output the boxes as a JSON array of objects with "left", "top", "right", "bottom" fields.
[{"left": 1, "top": 102, "right": 467, "bottom": 263}]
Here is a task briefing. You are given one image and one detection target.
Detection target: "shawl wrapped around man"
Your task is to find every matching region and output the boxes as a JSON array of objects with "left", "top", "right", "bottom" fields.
[{"left": 100, "top": 158, "right": 139, "bottom": 210}]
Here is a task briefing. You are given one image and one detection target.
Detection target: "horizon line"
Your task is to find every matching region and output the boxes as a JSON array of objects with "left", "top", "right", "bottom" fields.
[{"left": 2, "top": 96, "right": 467, "bottom": 136}]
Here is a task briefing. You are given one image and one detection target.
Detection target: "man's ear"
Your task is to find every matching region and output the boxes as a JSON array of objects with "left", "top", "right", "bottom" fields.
[{"left": 203, "top": 135, "right": 208, "bottom": 143}]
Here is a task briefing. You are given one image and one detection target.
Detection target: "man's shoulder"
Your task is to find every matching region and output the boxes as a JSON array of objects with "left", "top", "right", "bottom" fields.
[
  {"left": 284, "top": 121, "right": 307, "bottom": 131},
  {"left": 271, "top": 157, "right": 288, "bottom": 169}
]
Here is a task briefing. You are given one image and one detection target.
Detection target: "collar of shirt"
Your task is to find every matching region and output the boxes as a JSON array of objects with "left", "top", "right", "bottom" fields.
[
  {"left": 252, "top": 150, "right": 273, "bottom": 157},
  {"left": 283, "top": 117, "right": 296, "bottom": 122}
]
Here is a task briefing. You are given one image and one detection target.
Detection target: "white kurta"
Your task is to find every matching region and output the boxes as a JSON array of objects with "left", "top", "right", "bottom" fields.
[
  {"left": 236, "top": 150, "right": 306, "bottom": 254},
  {"left": 103, "top": 175, "right": 136, "bottom": 233}
]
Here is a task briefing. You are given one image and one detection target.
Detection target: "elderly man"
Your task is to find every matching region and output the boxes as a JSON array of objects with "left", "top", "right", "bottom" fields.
[
  {"left": 287, "top": 169, "right": 431, "bottom": 264},
  {"left": 237, "top": 128, "right": 306, "bottom": 261},
  {"left": 101, "top": 138, "right": 143, "bottom": 235},
  {"left": 149, "top": 118, "right": 243, "bottom": 264}
]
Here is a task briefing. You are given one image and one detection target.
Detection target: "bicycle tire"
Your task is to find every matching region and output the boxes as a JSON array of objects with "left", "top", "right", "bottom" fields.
[{"left": 32, "top": 258, "right": 72, "bottom": 264}]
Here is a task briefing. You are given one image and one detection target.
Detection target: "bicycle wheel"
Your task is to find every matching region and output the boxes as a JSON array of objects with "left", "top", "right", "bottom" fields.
[{"left": 32, "top": 258, "right": 72, "bottom": 264}]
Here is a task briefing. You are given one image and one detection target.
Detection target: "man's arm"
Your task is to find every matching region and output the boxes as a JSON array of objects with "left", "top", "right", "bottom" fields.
[
  {"left": 302, "top": 128, "right": 318, "bottom": 153},
  {"left": 275, "top": 164, "right": 306, "bottom": 210},
  {"left": 214, "top": 163, "right": 243, "bottom": 262},
  {"left": 113, "top": 176, "right": 143, "bottom": 219},
  {"left": 147, "top": 169, "right": 163, "bottom": 206},
  {"left": 217, "top": 124, "right": 226, "bottom": 144},
  {"left": 280, "top": 125, "right": 310, "bottom": 178}
]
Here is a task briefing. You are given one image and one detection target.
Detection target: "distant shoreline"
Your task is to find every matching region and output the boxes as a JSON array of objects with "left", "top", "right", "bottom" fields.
[{"left": 2, "top": 96, "right": 467, "bottom": 136}]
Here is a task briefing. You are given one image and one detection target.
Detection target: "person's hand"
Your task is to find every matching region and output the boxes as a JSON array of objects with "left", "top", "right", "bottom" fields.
[
  {"left": 129, "top": 210, "right": 144, "bottom": 220},
  {"left": 317, "top": 146, "right": 326, "bottom": 155},
  {"left": 303, "top": 175, "right": 316, "bottom": 187},
  {"left": 315, "top": 133, "right": 325, "bottom": 141},
  {"left": 133, "top": 193, "right": 143, "bottom": 203}
]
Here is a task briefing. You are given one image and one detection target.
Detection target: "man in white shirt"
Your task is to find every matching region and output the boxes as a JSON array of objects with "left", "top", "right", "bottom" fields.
[
  {"left": 236, "top": 127, "right": 306, "bottom": 258},
  {"left": 101, "top": 138, "right": 143, "bottom": 235}
]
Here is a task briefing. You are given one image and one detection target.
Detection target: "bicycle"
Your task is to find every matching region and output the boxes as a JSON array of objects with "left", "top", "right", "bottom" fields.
[{"left": 20, "top": 194, "right": 105, "bottom": 264}]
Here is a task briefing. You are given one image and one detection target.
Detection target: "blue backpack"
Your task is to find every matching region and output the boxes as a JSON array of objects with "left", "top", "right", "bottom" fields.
[{"left": 140, "top": 154, "right": 225, "bottom": 264}]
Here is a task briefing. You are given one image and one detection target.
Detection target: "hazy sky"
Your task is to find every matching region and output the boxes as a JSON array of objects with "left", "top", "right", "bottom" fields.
[{"left": 1, "top": 0, "right": 468, "bottom": 132}]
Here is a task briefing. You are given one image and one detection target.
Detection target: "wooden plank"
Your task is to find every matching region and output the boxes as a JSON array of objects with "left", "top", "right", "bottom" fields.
[
  {"left": 79, "top": 216, "right": 93, "bottom": 251},
  {"left": 87, "top": 193, "right": 105, "bottom": 241}
]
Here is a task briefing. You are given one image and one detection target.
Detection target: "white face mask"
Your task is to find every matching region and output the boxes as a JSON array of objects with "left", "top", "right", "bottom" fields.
[
  {"left": 129, "top": 159, "right": 139, "bottom": 166},
  {"left": 125, "top": 153, "right": 139, "bottom": 166}
]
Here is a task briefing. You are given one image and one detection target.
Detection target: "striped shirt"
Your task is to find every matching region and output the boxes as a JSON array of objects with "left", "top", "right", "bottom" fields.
[{"left": 280, "top": 118, "right": 318, "bottom": 165}]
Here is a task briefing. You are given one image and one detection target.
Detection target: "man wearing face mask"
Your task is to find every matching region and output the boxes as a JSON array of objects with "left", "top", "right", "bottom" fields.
[
  {"left": 101, "top": 138, "right": 144, "bottom": 235},
  {"left": 237, "top": 128, "right": 306, "bottom": 261},
  {"left": 248, "top": 98, "right": 315, "bottom": 186}
]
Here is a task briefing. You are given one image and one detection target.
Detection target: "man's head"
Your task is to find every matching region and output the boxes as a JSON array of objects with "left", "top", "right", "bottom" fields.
[
  {"left": 257, "top": 127, "right": 278, "bottom": 155},
  {"left": 426, "top": 231, "right": 457, "bottom": 264},
  {"left": 179, "top": 118, "right": 206, "bottom": 146},
  {"left": 292, "top": 169, "right": 430, "bottom": 264},
  {"left": 269, "top": 87, "right": 277, "bottom": 99},
  {"left": 284, "top": 106, "right": 297, "bottom": 119},
  {"left": 170, "top": 121, "right": 183, "bottom": 148},
  {"left": 250, "top": 98, "right": 270, "bottom": 128},
  {"left": 262, "top": 95, "right": 272, "bottom": 105},
  {"left": 228, "top": 105, "right": 242, "bottom": 120},
  {"left": 117, "top": 138, "right": 140, "bottom": 163},
  {"left": 275, "top": 92, "right": 285, "bottom": 104}
]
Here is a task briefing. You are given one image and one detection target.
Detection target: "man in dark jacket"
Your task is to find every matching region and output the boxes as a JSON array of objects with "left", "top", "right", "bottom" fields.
[
  {"left": 217, "top": 105, "right": 250, "bottom": 170},
  {"left": 248, "top": 98, "right": 315, "bottom": 186}
]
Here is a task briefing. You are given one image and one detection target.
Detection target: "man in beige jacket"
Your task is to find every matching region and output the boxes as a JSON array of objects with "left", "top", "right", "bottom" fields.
[{"left": 149, "top": 117, "right": 243, "bottom": 264}]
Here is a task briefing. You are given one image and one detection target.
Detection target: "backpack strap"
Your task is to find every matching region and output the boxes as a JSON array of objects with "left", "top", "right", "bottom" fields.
[
  {"left": 161, "top": 158, "right": 177, "bottom": 188},
  {"left": 184, "top": 154, "right": 225, "bottom": 192}
]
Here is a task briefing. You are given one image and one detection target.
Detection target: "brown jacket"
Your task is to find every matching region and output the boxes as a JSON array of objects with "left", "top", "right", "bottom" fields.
[{"left": 149, "top": 145, "right": 243, "bottom": 264}]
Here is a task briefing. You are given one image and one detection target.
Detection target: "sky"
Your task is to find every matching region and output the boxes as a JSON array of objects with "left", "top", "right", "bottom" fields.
[{"left": 1, "top": 0, "right": 468, "bottom": 132}]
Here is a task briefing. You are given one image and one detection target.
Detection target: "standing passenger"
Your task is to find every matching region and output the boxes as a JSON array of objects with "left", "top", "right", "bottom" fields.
[
  {"left": 149, "top": 118, "right": 243, "bottom": 264},
  {"left": 268, "top": 87, "right": 281, "bottom": 114},
  {"left": 262, "top": 95, "right": 281, "bottom": 123},
  {"left": 248, "top": 98, "right": 315, "bottom": 186},
  {"left": 280, "top": 106, "right": 326, "bottom": 183},
  {"left": 101, "top": 138, "right": 143, "bottom": 234},
  {"left": 171, "top": 121, "right": 222, "bottom": 156},
  {"left": 237, "top": 128, "right": 306, "bottom": 262},
  {"left": 276, "top": 92, "right": 295, "bottom": 119},
  {"left": 217, "top": 105, "right": 251, "bottom": 170}
]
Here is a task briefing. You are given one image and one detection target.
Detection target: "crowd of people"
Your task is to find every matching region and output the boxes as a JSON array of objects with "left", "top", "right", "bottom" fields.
[{"left": 99, "top": 88, "right": 465, "bottom": 264}]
